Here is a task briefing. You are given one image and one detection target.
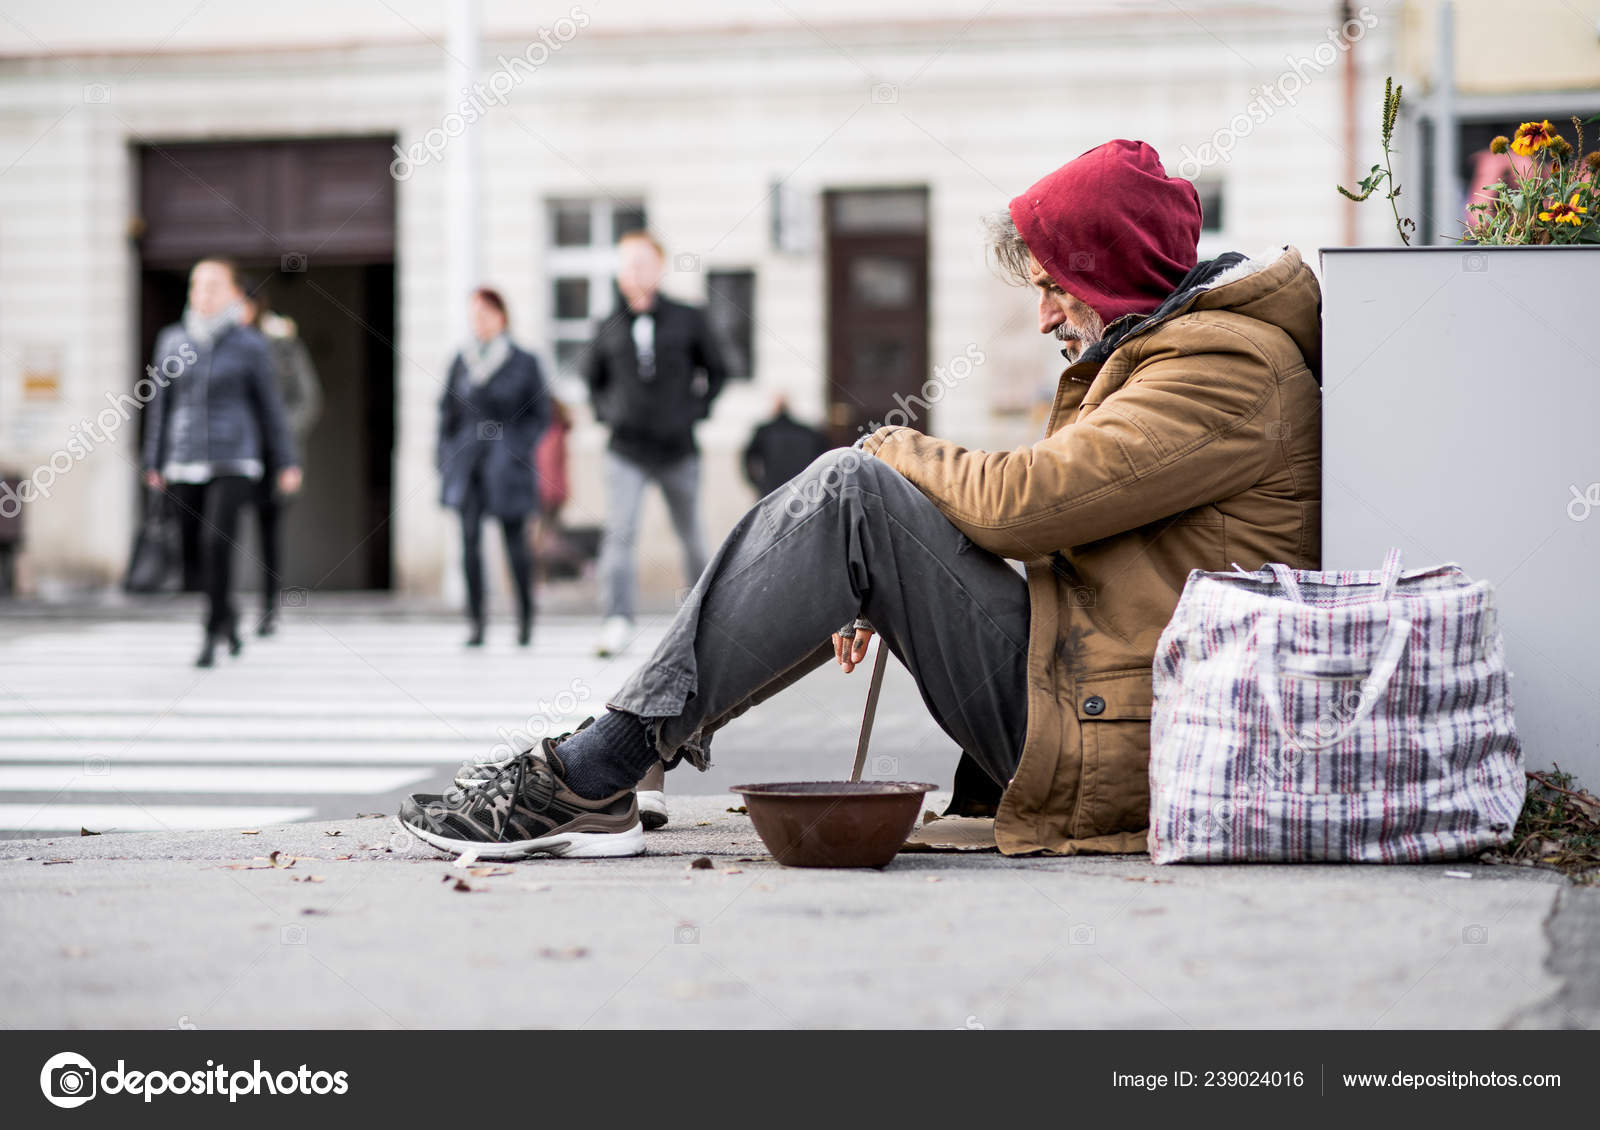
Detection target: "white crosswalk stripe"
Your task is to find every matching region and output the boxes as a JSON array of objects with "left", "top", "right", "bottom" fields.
[
  {"left": 0, "top": 804, "right": 316, "bottom": 833},
  {"left": 0, "top": 614, "right": 665, "bottom": 838}
]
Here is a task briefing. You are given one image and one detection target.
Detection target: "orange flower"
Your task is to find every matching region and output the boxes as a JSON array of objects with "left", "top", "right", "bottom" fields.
[
  {"left": 1511, "top": 120, "right": 1558, "bottom": 157},
  {"left": 1538, "top": 191, "right": 1589, "bottom": 226}
]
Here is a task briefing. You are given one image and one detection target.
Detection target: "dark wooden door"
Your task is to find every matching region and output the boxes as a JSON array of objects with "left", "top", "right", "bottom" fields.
[
  {"left": 135, "top": 137, "right": 397, "bottom": 590},
  {"left": 825, "top": 188, "right": 930, "bottom": 447},
  {"left": 137, "top": 137, "right": 397, "bottom": 266}
]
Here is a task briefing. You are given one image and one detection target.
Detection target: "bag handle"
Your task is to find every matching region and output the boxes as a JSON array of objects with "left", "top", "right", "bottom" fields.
[
  {"left": 1242, "top": 547, "right": 1406, "bottom": 607},
  {"left": 1255, "top": 610, "right": 1413, "bottom": 753},
  {"left": 1375, "top": 546, "right": 1405, "bottom": 599}
]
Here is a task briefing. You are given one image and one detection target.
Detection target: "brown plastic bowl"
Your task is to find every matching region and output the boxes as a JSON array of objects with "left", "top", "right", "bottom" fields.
[{"left": 730, "top": 781, "right": 938, "bottom": 869}]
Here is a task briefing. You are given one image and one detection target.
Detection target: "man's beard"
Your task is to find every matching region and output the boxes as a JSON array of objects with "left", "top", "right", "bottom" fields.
[{"left": 1054, "top": 322, "right": 1101, "bottom": 363}]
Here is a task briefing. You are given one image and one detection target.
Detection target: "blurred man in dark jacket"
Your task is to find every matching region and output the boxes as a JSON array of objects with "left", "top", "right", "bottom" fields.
[
  {"left": 585, "top": 230, "right": 728, "bottom": 659},
  {"left": 742, "top": 396, "right": 830, "bottom": 500},
  {"left": 239, "top": 291, "right": 322, "bottom": 636}
]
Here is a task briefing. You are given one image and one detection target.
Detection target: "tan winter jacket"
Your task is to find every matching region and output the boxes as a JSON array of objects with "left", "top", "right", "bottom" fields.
[{"left": 865, "top": 246, "right": 1322, "bottom": 855}]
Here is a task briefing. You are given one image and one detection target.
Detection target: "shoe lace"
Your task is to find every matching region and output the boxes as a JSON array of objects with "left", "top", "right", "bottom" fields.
[
  {"left": 453, "top": 716, "right": 591, "bottom": 786},
  {"left": 466, "top": 752, "right": 560, "bottom": 842}
]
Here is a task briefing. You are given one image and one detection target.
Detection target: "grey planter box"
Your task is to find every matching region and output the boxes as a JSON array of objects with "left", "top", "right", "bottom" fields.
[{"left": 1320, "top": 245, "right": 1600, "bottom": 787}]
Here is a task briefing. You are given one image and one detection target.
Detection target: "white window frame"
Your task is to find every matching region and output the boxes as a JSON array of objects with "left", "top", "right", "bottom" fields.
[{"left": 545, "top": 196, "right": 646, "bottom": 399}]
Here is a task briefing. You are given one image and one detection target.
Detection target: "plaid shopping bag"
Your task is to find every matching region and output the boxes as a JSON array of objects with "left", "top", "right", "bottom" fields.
[{"left": 1148, "top": 548, "right": 1525, "bottom": 863}]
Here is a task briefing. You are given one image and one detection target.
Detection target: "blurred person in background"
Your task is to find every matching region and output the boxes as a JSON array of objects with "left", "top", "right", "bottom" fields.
[
  {"left": 533, "top": 397, "right": 574, "bottom": 579},
  {"left": 741, "top": 394, "right": 830, "bottom": 500},
  {"left": 239, "top": 289, "right": 322, "bottom": 637},
  {"left": 437, "top": 287, "right": 550, "bottom": 648},
  {"left": 585, "top": 230, "right": 728, "bottom": 660},
  {"left": 142, "top": 258, "right": 301, "bottom": 668}
]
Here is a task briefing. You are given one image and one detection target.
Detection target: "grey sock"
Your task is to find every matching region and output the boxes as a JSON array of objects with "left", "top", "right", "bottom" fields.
[{"left": 554, "top": 709, "right": 660, "bottom": 799}]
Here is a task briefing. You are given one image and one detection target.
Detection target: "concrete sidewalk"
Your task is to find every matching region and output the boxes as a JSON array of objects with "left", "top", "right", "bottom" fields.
[{"left": 3, "top": 797, "right": 1593, "bottom": 1030}]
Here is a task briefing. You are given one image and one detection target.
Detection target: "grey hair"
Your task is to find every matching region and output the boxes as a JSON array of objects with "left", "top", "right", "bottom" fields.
[{"left": 982, "top": 209, "right": 1034, "bottom": 287}]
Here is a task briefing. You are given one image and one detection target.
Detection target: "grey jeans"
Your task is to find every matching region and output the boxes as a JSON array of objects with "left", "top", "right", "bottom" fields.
[
  {"left": 608, "top": 447, "right": 1031, "bottom": 790},
  {"left": 599, "top": 448, "right": 709, "bottom": 621}
]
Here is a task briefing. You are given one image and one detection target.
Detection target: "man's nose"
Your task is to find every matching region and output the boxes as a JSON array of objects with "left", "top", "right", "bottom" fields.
[{"left": 1038, "top": 295, "right": 1065, "bottom": 335}]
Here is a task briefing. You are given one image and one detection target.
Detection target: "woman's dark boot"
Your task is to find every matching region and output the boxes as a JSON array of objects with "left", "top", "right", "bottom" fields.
[
  {"left": 465, "top": 619, "right": 485, "bottom": 648},
  {"left": 195, "top": 634, "right": 217, "bottom": 669},
  {"left": 517, "top": 603, "right": 534, "bottom": 647}
]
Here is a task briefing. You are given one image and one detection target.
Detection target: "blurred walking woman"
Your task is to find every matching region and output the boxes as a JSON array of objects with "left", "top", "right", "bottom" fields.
[
  {"left": 142, "top": 259, "right": 301, "bottom": 667},
  {"left": 437, "top": 288, "right": 550, "bottom": 646}
]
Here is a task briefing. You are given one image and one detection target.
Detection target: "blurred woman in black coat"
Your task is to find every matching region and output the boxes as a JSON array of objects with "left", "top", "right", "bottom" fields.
[{"left": 437, "top": 288, "right": 550, "bottom": 646}]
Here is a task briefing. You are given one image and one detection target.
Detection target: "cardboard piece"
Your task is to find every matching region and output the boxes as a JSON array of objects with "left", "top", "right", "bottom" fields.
[{"left": 900, "top": 815, "right": 998, "bottom": 853}]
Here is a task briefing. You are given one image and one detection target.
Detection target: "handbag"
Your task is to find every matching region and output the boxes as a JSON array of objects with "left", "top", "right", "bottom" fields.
[
  {"left": 1148, "top": 547, "right": 1525, "bottom": 863},
  {"left": 123, "top": 487, "right": 182, "bottom": 594}
]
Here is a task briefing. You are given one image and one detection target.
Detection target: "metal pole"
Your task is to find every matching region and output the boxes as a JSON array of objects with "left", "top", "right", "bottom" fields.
[
  {"left": 1341, "top": 0, "right": 1359, "bottom": 245},
  {"left": 1431, "top": 1, "right": 1457, "bottom": 245},
  {"left": 447, "top": 0, "right": 482, "bottom": 344},
  {"left": 444, "top": 0, "right": 481, "bottom": 608}
]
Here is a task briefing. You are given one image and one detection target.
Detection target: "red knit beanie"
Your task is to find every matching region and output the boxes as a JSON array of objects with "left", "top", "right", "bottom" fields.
[{"left": 1008, "top": 139, "right": 1202, "bottom": 325}]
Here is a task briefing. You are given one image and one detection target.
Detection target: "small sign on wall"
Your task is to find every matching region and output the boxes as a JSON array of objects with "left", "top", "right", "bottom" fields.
[{"left": 21, "top": 345, "right": 62, "bottom": 403}]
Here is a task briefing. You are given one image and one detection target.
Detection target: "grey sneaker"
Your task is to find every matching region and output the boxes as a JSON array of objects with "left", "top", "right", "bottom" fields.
[{"left": 398, "top": 743, "right": 643, "bottom": 860}]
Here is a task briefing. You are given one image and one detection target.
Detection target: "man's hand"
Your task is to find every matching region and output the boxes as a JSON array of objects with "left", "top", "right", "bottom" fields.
[
  {"left": 856, "top": 424, "right": 911, "bottom": 458},
  {"left": 277, "top": 466, "right": 303, "bottom": 495},
  {"left": 832, "top": 620, "right": 874, "bottom": 673},
  {"left": 143, "top": 470, "right": 164, "bottom": 490}
]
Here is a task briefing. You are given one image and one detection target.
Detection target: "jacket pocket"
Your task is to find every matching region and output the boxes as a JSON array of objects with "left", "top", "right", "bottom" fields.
[{"left": 1072, "top": 669, "right": 1154, "bottom": 837}]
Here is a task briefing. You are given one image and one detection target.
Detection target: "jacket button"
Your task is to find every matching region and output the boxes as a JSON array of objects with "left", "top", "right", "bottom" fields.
[{"left": 1083, "top": 695, "right": 1106, "bottom": 716}]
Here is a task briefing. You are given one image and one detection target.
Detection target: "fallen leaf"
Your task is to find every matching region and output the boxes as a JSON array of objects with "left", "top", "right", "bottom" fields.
[
  {"left": 41, "top": 859, "right": 73, "bottom": 866},
  {"left": 466, "top": 866, "right": 514, "bottom": 878},
  {"left": 240, "top": 830, "right": 261, "bottom": 836},
  {"left": 323, "top": 830, "right": 343, "bottom": 838},
  {"left": 300, "top": 908, "right": 328, "bottom": 916},
  {"left": 290, "top": 874, "right": 326, "bottom": 884},
  {"left": 925, "top": 876, "right": 942, "bottom": 883},
  {"left": 726, "top": 805, "right": 748, "bottom": 814},
  {"left": 451, "top": 878, "right": 475, "bottom": 892},
  {"left": 355, "top": 813, "right": 386, "bottom": 819},
  {"left": 721, "top": 866, "right": 743, "bottom": 875},
  {"left": 688, "top": 857, "right": 714, "bottom": 870},
  {"left": 537, "top": 946, "right": 589, "bottom": 960},
  {"left": 923, "top": 810, "right": 940, "bottom": 824},
  {"left": 332, "top": 854, "right": 353, "bottom": 861},
  {"left": 80, "top": 827, "right": 101, "bottom": 837},
  {"left": 695, "top": 821, "right": 713, "bottom": 826}
]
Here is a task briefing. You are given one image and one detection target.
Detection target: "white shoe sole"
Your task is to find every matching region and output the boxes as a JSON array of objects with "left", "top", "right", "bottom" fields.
[
  {"left": 637, "top": 790, "right": 668, "bottom": 830},
  {"left": 396, "top": 815, "right": 645, "bottom": 860}
]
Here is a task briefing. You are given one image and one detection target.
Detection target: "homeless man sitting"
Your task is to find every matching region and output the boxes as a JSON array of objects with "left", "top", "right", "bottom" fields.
[{"left": 398, "top": 138, "right": 1322, "bottom": 860}]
